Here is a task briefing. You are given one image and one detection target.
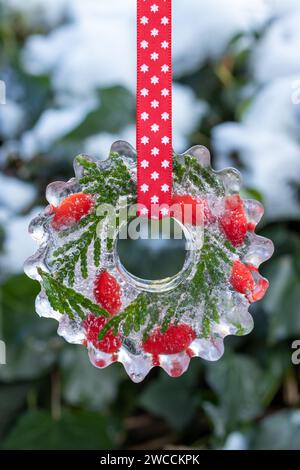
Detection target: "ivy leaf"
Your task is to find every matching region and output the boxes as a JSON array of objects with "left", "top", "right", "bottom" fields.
[
  {"left": 204, "top": 353, "right": 283, "bottom": 437},
  {"left": 0, "top": 384, "right": 31, "bottom": 440},
  {"left": 252, "top": 410, "right": 300, "bottom": 450},
  {"left": 60, "top": 348, "right": 125, "bottom": 412},
  {"left": 263, "top": 255, "right": 300, "bottom": 342},
  {"left": 139, "top": 362, "right": 201, "bottom": 430},
  {"left": 0, "top": 274, "right": 60, "bottom": 382},
  {"left": 1, "top": 409, "right": 119, "bottom": 450},
  {"left": 63, "top": 86, "right": 135, "bottom": 140}
]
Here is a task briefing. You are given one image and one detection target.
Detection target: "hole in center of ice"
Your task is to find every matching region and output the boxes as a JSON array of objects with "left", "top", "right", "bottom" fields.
[{"left": 115, "top": 217, "right": 193, "bottom": 293}]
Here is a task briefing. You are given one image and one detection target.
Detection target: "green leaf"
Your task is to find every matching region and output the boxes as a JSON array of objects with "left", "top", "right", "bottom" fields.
[
  {"left": 0, "top": 274, "right": 60, "bottom": 382},
  {"left": 204, "top": 353, "right": 283, "bottom": 437},
  {"left": 60, "top": 348, "right": 125, "bottom": 412},
  {"left": 0, "top": 383, "right": 30, "bottom": 439},
  {"left": 139, "top": 362, "right": 201, "bottom": 430},
  {"left": 262, "top": 255, "right": 300, "bottom": 342},
  {"left": 240, "top": 187, "right": 264, "bottom": 203},
  {"left": 1, "top": 409, "right": 119, "bottom": 450},
  {"left": 252, "top": 410, "right": 300, "bottom": 450},
  {"left": 63, "top": 86, "right": 135, "bottom": 140}
]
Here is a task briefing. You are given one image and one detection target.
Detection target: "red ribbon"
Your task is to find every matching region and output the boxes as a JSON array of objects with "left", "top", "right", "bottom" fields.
[{"left": 136, "top": 0, "right": 172, "bottom": 218}]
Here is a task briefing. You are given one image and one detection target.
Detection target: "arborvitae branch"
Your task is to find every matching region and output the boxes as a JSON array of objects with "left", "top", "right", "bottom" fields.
[
  {"left": 98, "top": 233, "right": 236, "bottom": 340},
  {"left": 49, "top": 153, "right": 136, "bottom": 285},
  {"left": 39, "top": 269, "right": 109, "bottom": 320},
  {"left": 42, "top": 152, "right": 236, "bottom": 341}
]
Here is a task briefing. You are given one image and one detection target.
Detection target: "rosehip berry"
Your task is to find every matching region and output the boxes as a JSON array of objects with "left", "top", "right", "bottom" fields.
[
  {"left": 143, "top": 323, "right": 196, "bottom": 355},
  {"left": 248, "top": 265, "right": 269, "bottom": 302},
  {"left": 230, "top": 260, "right": 255, "bottom": 295},
  {"left": 51, "top": 192, "right": 93, "bottom": 230},
  {"left": 94, "top": 271, "right": 122, "bottom": 315},
  {"left": 219, "top": 195, "right": 247, "bottom": 246},
  {"left": 171, "top": 194, "right": 214, "bottom": 225},
  {"left": 169, "top": 361, "right": 184, "bottom": 378},
  {"left": 247, "top": 222, "right": 256, "bottom": 232},
  {"left": 83, "top": 313, "right": 121, "bottom": 354}
]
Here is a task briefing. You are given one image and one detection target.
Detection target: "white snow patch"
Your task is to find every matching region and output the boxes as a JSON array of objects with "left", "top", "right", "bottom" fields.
[
  {"left": 1, "top": 207, "right": 41, "bottom": 275},
  {"left": 0, "top": 174, "right": 37, "bottom": 213},
  {"left": 19, "top": 99, "right": 97, "bottom": 159},
  {"left": 223, "top": 432, "right": 248, "bottom": 450},
  {"left": 251, "top": 11, "right": 300, "bottom": 83},
  {"left": 0, "top": 100, "right": 25, "bottom": 139}
]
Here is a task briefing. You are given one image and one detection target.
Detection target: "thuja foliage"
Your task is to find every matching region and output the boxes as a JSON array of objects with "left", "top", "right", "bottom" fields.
[
  {"left": 173, "top": 154, "right": 225, "bottom": 197},
  {"left": 98, "top": 232, "right": 236, "bottom": 340},
  {"left": 49, "top": 153, "right": 136, "bottom": 284},
  {"left": 38, "top": 268, "right": 109, "bottom": 320},
  {"left": 40, "top": 151, "right": 236, "bottom": 339}
]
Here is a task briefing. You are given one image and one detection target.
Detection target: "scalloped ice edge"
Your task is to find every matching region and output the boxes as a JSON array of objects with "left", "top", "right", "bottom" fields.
[
  {"left": 84, "top": 301, "right": 254, "bottom": 383},
  {"left": 24, "top": 141, "right": 274, "bottom": 382}
]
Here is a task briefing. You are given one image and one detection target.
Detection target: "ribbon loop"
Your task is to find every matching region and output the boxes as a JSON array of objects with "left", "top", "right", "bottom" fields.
[{"left": 137, "top": 0, "right": 172, "bottom": 218}]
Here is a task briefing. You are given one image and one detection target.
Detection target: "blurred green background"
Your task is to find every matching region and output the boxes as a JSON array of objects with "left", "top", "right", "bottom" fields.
[{"left": 0, "top": 0, "right": 300, "bottom": 450}]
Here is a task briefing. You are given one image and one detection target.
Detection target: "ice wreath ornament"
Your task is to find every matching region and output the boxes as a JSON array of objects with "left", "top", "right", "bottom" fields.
[
  {"left": 24, "top": 0, "right": 274, "bottom": 382},
  {"left": 24, "top": 143, "right": 274, "bottom": 382}
]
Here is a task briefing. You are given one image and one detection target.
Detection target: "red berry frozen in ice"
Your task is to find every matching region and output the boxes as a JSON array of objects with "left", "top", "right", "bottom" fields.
[
  {"left": 247, "top": 265, "right": 269, "bottom": 302},
  {"left": 171, "top": 194, "right": 214, "bottom": 225},
  {"left": 143, "top": 323, "right": 196, "bottom": 355},
  {"left": 230, "top": 260, "right": 255, "bottom": 295},
  {"left": 219, "top": 195, "right": 247, "bottom": 246},
  {"left": 51, "top": 192, "right": 93, "bottom": 230},
  {"left": 244, "top": 199, "right": 264, "bottom": 232},
  {"left": 250, "top": 277, "right": 269, "bottom": 302},
  {"left": 169, "top": 361, "right": 184, "bottom": 378},
  {"left": 247, "top": 222, "right": 256, "bottom": 232},
  {"left": 94, "top": 271, "right": 122, "bottom": 315},
  {"left": 83, "top": 313, "right": 121, "bottom": 354}
]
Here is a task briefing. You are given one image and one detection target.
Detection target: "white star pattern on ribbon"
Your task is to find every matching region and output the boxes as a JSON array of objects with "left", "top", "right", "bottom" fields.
[
  {"left": 151, "top": 100, "right": 159, "bottom": 109},
  {"left": 137, "top": 1, "right": 172, "bottom": 214},
  {"left": 151, "top": 171, "right": 160, "bottom": 180},
  {"left": 141, "top": 184, "right": 149, "bottom": 193},
  {"left": 140, "top": 16, "right": 148, "bottom": 25},
  {"left": 151, "top": 195, "right": 159, "bottom": 204},
  {"left": 151, "top": 147, "right": 160, "bottom": 156},
  {"left": 151, "top": 52, "right": 159, "bottom": 61},
  {"left": 151, "top": 28, "right": 159, "bottom": 37},
  {"left": 151, "top": 76, "right": 159, "bottom": 84},
  {"left": 141, "top": 160, "right": 149, "bottom": 169},
  {"left": 160, "top": 207, "right": 169, "bottom": 216},
  {"left": 141, "top": 136, "right": 149, "bottom": 145},
  {"left": 140, "top": 88, "right": 149, "bottom": 97},
  {"left": 151, "top": 4, "right": 159, "bottom": 13}
]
